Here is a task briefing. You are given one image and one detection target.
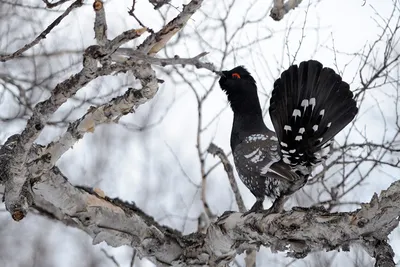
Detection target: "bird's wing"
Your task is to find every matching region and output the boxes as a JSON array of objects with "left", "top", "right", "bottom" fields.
[{"left": 233, "top": 133, "right": 298, "bottom": 182}]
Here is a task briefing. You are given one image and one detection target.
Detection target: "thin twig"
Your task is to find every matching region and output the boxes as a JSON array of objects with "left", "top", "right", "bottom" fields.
[
  {"left": 130, "top": 249, "right": 137, "bottom": 267},
  {"left": 0, "top": 0, "right": 83, "bottom": 62},
  {"left": 128, "top": 0, "right": 152, "bottom": 31},
  {"left": 207, "top": 143, "right": 246, "bottom": 212},
  {"left": 101, "top": 248, "right": 121, "bottom": 267},
  {"left": 42, "top": 0, "right": 70, "bottom": 8}
]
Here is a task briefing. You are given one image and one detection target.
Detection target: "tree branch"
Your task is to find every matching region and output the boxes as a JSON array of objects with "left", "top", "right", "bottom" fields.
[
  {"left": 207, "top": 143, "right": 246, "bottom": 213},
  {"left": 0, "top": 0, "right": 83, "bottom": 62},
  {"left": 26, "top": 166, "right": 400, "bottom": 266},
  {"left": 137, "top": 0, "right": 204, "bottom": 55},
  {"left": 114, "top": 50, "right": 222, "bottom": 75},
  {"left": 1, "top": 0, "right": 206, "bottom": 221},
  {"left": 364, "top": 240, "right": 396, "bottom": 267},
  {"left": 93, "top": 0, "right": 108, "bottom": 45},
  {"left": 42, "top": 0, "right": 71, "bottom": 8},
  {"left": 270, "top": 0, "right": 302, "bottom": 21}
]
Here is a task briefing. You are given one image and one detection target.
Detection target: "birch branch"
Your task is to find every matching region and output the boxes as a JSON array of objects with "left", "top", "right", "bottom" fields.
[
  {"left": 137, "top": 0, "right": 204, "bottom": 55},
  {"left": 364, "top": 240, "right": 396, "bottom": 267},
  {"left": 93, "top": 0, "right": 108, "bottom": 45},
  {"left": 1, "top": 0, "right": 207, "bottom": 221},
  {"left": 3, "top": 46, "right": 109, "bottom": 221},
  {"left": 270, "top": 0, "right": 303, "bottom": 21},
  {"left": 114, "top": 50, "right": 222, "bottom": 75},
  {"left": 24, "top": 168, "right": 400, "bottom": 266},
  {"left": 28, "top": 65, "right": 157, "bottom": 180}
]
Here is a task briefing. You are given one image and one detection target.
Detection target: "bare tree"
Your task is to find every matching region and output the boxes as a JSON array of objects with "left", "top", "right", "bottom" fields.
[{"left": 0, "top": 0, "right": 400, "bottom": 266}]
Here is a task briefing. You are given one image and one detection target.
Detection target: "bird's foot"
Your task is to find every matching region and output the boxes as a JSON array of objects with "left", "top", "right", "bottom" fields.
[
  {"left": 261, "top": 205, "right": 281, "bottom": 216},
  {"left": 261, "top": 196, "right": 287, "bottom": 216},
  {"left": 241, "top": 199, "right": 264, "bottom": 217}
]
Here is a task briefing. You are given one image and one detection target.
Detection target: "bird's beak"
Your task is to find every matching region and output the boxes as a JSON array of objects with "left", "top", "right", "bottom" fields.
[{"left": 214, "top": 70, "right": 227, "bottom": 77}]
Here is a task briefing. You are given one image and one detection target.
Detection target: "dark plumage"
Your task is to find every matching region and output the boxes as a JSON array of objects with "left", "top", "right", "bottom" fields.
[{"left": 219, "top": 60, "right": 358, "bottom": 213}]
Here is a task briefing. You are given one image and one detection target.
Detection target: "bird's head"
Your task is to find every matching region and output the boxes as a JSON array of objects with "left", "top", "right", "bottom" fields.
[
  {"left": 219, "top": 66, "right": 261, "bottom": 114},
  {"left": 219, "top": 66, "right": 256, "bottom": 96}
]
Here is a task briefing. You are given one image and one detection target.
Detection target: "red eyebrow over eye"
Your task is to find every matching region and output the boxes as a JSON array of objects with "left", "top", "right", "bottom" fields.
[{"left": 232, "top": 73, "right": 241, "bottom": 79}]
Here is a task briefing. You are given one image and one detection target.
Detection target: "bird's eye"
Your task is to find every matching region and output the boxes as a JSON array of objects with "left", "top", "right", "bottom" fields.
[{"left": 232, "top": 73, "right": 241, "bottom": 79}]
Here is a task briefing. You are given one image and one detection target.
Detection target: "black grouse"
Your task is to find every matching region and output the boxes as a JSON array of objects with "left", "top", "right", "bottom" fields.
[{"left": 219, "top": 60, "right": 358, "bottom": 213}]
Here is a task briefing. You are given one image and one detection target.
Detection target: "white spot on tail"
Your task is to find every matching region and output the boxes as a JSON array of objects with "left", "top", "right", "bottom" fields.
[
  {"left": 320, "top": 109, "right": 325, "bottom": 116},
  {"left": 309, "top": 98, "right": 316, "bottom": 109},
  {"left": 292, "top": 109, "right": 301, "bottom": 118},
  {"left": 327, "top": 122, "right": 332, "bottom": 128},
  {"left": 280, "top": 142, "right": 288, "bottom": 147},
  {"left": 270, "top": 136, "right": 278, "bottom": 141},
  {"left": 282, "top": 157, "right": 291, "bottom": 164},
  {"left": 299, "top": 128, "right": 305, "bottom": 134},
  {"left": 301, "top": 99, "right": 309, "bottom": 108},
  {"left": 289, "top": 149, "right": 296, "bottom": 153},
  {"left": 284, "top": 125, "right": 292, "bottom": 131},
  {"left": 312, "top": 125, "right": 318, "bottom": 132},
  {"left": 295, "top": 135, "right": 302, "bottom": 141},
  {"left": 244, "top": 148, "right": 260, "bottom": 159},
  {"left": 281, "top": 149, "right": 289, "bottom": 154}
]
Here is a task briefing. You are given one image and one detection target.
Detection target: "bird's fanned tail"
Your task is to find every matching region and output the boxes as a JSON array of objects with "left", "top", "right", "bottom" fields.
[{"left": 269, "top": 60, "right": 358, "bottom": 167}]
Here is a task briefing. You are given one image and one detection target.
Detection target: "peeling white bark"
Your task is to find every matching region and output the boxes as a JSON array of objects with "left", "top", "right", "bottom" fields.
[{"left": 25, "top": 167, "right": 400, "bottom": 266}]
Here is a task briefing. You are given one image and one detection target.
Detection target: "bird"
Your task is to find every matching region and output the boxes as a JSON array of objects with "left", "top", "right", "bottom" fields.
[{"left": 219, "top": 60, "right": 358, "bottom": 214}]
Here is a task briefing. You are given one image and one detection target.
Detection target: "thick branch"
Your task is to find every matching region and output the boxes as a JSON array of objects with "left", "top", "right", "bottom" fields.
[
  {"left": 3, "top": 47, "right": 105, "bottom": 220},
  {"left": 1, "top": 5, "right": 151, "bottom": 219},
  {"left": 2, "top": 45, "right": 147, "bottom": 220},
  {"left": 28, "top": 165, "right": 400, "bottom": 266},
  {"left": 364, "top": 240, "right": 396, "bottom": 267}
]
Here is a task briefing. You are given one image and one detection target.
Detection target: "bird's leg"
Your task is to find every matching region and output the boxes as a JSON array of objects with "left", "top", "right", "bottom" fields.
[
  {"left": 262, "top": 195, "right": 287, "bottom": 215},
  {"left": 242, "top": 197, "right": 264, "bottom": 217}
]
